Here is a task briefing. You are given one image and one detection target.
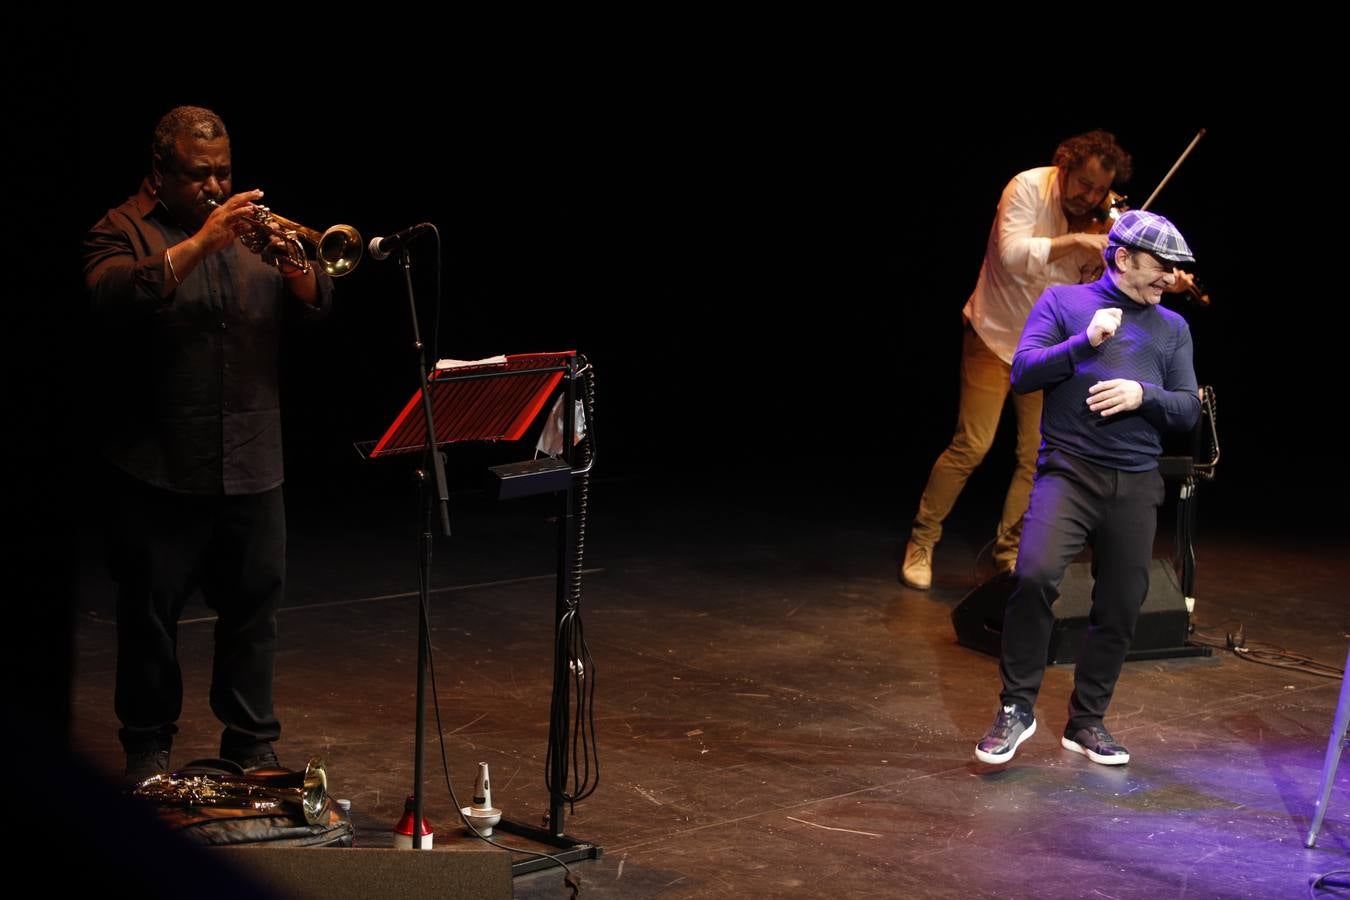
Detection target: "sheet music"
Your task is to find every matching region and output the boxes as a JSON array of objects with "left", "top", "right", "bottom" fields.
[{"left": 434, "top": 355, "right": 508, "bottom": 370}]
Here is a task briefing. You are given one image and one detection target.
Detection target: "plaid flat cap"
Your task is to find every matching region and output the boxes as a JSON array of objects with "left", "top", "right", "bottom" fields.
[{"left": 1108, "top": 210, "right": 1195, "bottom": 263}]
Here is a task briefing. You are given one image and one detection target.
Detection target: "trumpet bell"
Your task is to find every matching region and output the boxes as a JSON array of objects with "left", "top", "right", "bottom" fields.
[{"left": 317, "top": 224, "right": 362, "bottom": 277}]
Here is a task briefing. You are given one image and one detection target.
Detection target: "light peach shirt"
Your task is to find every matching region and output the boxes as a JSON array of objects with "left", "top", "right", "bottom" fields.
[{"left": 962, "top": 166, "right": 1099, "bottom": 365}]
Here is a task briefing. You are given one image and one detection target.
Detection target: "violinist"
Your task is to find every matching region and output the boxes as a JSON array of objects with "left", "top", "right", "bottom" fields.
[{"left": 901, "top": 130, "right": 1132, "bottom": 590}]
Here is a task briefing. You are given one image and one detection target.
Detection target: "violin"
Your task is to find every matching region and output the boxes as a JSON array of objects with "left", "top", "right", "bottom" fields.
[
  {"left": 1100, "top": 189, "right": 1210, "bottom": 307},
  {"left": 1086, "top": 190, "right": 1129, "bottom": 236},
  {"left": 1085, "top": 138, "right": 1215, "bottom": 310}
]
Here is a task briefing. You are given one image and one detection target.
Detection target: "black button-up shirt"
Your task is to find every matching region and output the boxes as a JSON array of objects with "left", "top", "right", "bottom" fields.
[{"left": 83, "top": 180, "right": 333, "bottom": 495}]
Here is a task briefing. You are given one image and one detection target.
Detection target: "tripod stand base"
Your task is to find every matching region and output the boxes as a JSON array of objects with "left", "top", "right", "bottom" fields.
[{"left": 494, "top": 817, "right": 602, "bottom": 875}]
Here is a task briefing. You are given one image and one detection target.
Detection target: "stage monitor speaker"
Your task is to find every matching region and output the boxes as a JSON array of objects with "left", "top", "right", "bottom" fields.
[
  {"left": 951, "top": 559, "right": 1207, "bottom": 664},
  {"left": 218, "top": 845, "right": 512, "bottom": 900}
]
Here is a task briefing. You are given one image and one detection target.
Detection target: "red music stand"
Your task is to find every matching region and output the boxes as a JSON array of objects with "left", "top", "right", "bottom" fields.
[
  {"left": 364, "top": 350, "right": 601, "bottom": 873},
  {"left": 365, "top": 351, "right": 574, "bottom": 459}
]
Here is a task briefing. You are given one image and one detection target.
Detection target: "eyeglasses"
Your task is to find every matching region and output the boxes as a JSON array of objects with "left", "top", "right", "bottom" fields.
[{"left": 1128, "top": 250, "right": 1176, "bottom": 275}]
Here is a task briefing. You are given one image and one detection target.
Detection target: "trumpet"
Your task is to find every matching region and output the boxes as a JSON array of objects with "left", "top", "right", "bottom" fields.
[
  {"left": 207, "top": 197, "right": 362, "bottom": 277},
  {"left": 133, "top": 756, "right": 330, "bottom": 825}
]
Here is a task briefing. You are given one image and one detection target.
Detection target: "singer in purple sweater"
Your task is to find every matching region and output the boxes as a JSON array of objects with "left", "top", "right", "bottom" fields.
[{"left": 974, "top": 211, "right": 1202, "bottom": 768}]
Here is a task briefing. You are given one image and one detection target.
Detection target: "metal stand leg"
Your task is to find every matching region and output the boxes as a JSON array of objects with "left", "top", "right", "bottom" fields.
[{"left": 1306, "top": 645, "right": 1350, "bottom": 848}]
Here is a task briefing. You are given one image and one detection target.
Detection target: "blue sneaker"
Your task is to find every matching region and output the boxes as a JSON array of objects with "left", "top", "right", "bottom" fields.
[
  {"left": 975, "top": 703, "right": 1037, "bottom": 765},
  {"left": 1061, "top": 724, "right": 1130, "bottom": 765}
]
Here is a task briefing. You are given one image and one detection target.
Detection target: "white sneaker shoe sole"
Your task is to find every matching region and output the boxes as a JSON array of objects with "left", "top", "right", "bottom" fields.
[{"left": 1061, "top": 735, "right": 1130, "bottom": 765}]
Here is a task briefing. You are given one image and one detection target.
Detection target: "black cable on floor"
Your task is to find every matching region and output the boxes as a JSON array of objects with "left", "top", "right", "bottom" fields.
[
  {"left": 1188, "top": 623, "right": 1345, "bottom": 679},
  {"left": 1307, "top": 867, "right": 1350, "bottom": 898}
]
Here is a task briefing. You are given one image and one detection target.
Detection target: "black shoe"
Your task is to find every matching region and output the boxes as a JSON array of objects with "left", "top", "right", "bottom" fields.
[
  {"left": 974, "top": 703, "right": 1036, "bottom": 765},
  {"left": 123, "top": 749, "right": 170, "bottom": 788},
  {"left": 224, "top": 745, "right": 281, "bottom": 771},
  {"left": 1061, "top": 724, "right": 1130, "bottom": 765}
]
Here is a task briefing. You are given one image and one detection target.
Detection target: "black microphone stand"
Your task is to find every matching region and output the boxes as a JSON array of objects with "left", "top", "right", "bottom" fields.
[{"left": 396, "top": 245, "right": 451, "bottom": 849}]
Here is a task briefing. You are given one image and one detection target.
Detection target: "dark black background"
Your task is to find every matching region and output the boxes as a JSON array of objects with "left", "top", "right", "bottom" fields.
[{"left": 8, "top": 35, "right": 1339, "bottom": 537}]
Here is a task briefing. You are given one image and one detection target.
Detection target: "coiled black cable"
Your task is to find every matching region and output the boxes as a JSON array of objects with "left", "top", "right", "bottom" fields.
[{"left": 545, "top": 356, "right": 600, "bottom": 808}]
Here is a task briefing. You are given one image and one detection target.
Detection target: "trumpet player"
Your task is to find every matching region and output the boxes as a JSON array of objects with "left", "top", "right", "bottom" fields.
[{"left": 83, "top": 105, "right": 333, "bottom": 786}]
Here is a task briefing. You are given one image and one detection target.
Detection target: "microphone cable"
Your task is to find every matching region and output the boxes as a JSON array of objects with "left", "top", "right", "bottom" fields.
[{"left": 546, "top": 356, "right": 600, "bottom": 810}]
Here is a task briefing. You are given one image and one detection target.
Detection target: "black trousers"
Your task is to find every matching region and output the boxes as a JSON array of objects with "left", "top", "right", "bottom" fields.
[
  {"left": 107, "top": 471, "right": 284, "bottom": 758},
  {"left": 999, "top": 449, "right": 1164, "bottom": 731}
]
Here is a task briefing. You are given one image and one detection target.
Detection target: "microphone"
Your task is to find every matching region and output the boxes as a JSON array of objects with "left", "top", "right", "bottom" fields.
[{"left": 368, "top": 223, "right": 435, "bottom": 261}]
